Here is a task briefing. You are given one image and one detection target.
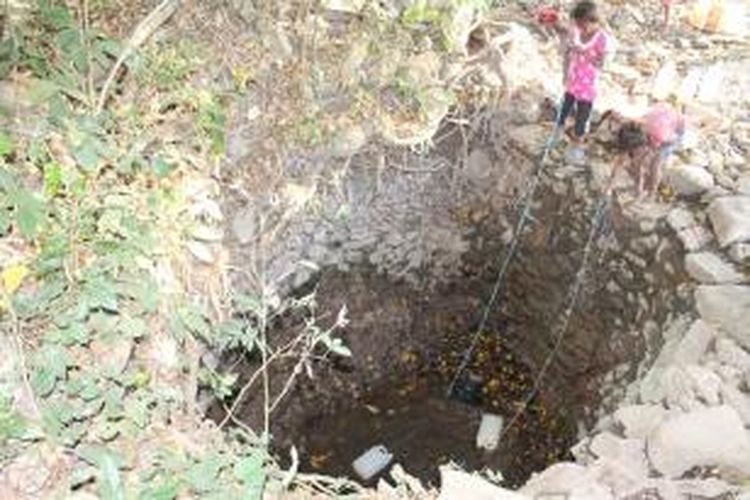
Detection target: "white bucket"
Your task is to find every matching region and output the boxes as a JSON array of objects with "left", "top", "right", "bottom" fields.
[
  {"left": 476, "top": 413, "right": 504, "bottom": 451},
  {"left": 352, "top": 445, "right": 393, "bottom": 481}
]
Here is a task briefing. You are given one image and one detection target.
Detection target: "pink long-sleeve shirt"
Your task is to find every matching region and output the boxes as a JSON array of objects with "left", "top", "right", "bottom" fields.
[{"left": 565, "top": 26, "right": 612, "bottom": 102}]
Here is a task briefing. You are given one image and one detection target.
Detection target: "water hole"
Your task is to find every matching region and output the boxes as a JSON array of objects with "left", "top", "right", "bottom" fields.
[
  {"left": 209, "top": 180, "right": 687, "bottom": 489},
  {"left": 213, "top": 105, "right": 690, "bottom": 488}
]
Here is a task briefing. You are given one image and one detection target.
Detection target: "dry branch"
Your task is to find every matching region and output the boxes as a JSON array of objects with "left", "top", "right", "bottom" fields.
[{"left": 95, "top": 0, "right": 180, "bottom": 113}]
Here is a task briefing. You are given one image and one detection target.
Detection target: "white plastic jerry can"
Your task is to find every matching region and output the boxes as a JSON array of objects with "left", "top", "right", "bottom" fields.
[
  {"left": 352, "top": 445, "right": 393, "bottom": 481},
  {"left": 476, "top": 413, "right": 504, "bottom": 452}
]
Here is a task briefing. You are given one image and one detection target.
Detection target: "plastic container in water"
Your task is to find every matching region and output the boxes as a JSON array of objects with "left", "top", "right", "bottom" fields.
[
  {"left": 352, "top": 445, "right": 393, "bottom": 481},
  {"left": 451, "top": 373, "right": 483, "bottom": 406},
  {"left": 476, "top": 413, "right": 504, "bottom": 452}
]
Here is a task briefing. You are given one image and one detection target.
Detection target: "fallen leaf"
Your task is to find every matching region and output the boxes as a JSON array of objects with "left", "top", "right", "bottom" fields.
[{"left": 2, "top": 264, "right": 29, "bottom": 294}]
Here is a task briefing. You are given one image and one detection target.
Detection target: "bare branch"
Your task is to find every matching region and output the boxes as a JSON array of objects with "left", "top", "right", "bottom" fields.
[{"left": 95, "top": 0, "right": 180, "bottom": 113}]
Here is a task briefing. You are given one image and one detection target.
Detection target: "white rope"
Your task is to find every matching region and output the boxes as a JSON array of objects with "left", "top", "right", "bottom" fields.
[
  {"left": 445, "top": 115, "right": 563, "bottom": 397},
  {"left": 495, "top": 195, "right": 609, "bottom": 444}
]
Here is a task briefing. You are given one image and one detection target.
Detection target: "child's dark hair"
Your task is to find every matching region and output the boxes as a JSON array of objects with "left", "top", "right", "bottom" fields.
[
  {"left": 572, "top": 1, "right": 599, "bottom": 23},
  {"left": 616, "top": 122, "right": 647, "bottom": 153}
]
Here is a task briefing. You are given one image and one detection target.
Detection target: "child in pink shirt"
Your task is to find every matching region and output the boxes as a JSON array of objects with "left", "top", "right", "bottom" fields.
[
  {"left": 601, "top": 103, "right": 686, "bottom": 198},
  {"left": 555, "top": 1, "right": 613, "bottom": 163}
]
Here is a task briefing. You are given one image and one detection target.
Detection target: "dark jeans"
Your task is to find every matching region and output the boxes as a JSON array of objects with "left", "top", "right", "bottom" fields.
[{"left": 557, "top": 92, "right": 593, "bottom": 138}]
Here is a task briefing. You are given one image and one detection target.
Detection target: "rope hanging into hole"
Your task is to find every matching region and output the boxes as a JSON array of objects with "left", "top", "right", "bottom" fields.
[
  {"left": 445, "top": 98, "right": 612, "bottom": 446},
  {"left": 445, "top": 98, "right": 567, "bottom": 398}
]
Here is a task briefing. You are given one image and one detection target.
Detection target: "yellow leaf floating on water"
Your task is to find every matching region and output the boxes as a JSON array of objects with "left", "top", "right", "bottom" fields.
[{"left": 2, "top": 264, "right": 30, "bottom": 294}]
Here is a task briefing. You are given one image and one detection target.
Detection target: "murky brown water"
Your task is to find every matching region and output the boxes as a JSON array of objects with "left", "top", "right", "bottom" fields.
[{"left": 299, "top": 332, "right": 575, "bottom": 488}]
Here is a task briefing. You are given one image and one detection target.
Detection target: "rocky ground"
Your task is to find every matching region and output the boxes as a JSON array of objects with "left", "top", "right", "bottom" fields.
[
  {"left": 423, "top": 3, "right": 750, "bottom": 500},
  {"left": 222, "top": 0, "right": 750, "bottom": 498}
]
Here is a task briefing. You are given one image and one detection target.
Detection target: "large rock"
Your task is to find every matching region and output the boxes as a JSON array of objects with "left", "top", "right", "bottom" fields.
[
  {"left": 696, "top": 285, "right": 750, "bottom": 349},
  {"left": 520, "top": 463, "right": 614, "bottom": 500},
  {"left": 231, "top": 206, "right": 257, "bottom": 245},
  {"left": 677, "top": 225, "right": 713, "bottom": 251},
  {"left": 587, "top": 461, "right": 644, "bottom": 499},
  {"left": 664, "top": 165, "right": 715, "bottom": 196},
  {"left": 685, "top": 252, "right": 745, "bottom": 283},
  {"left": 666, "top": 207, "right": 697, "bottom": 232},
  {"left": 438, "top": 467, "right": 528, "bottom": 500},
  {"left": 672, "top": 319, "right": 716, "bottom": 365},
  {"left": 715, "top": 337, "right": 750, "bottom": 371},
  {"left": 647, "top": 406, "right": 750, "bottom": 478},
  {"left": 640, "top": 477, "right": 736, "bottom": 500},
  {"left": 720, "top": 383, "right": 750, "bottom": 425},
  {"left": 641, "top": 364, "right": 722, "bottom": 410},
  {"left": 736, "top": 174, "right": 750, "bottom": 195},
  {"left": 683, "top": 364, "right": 721, "bottom": 406},
  {"left": 640, "top": 366, "right": 691, "bottom": 409},
  {"left": 614, "top": 405, "right": 669, "bottom": 439},
  {"left": 708, "top": 196, "right": 750, "bottom": 247},
  {"left": 729, "top": 243, "right": 750, "bottom": 263},
  {"left": 589, "top": 432, "right": 649, "bottom": 478}
]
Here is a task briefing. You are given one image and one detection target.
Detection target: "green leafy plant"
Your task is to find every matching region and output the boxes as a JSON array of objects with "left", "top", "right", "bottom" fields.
[
  {"left": 9, "top": 1, "right": 121, "bottom": 106},
  {"left": 0, "top": 1, "right": 362, "bottom": 497},
  {"left": 135, "top": 40, "right": 203, "bottom": 90},
  {"left": 0, "top": 172, "right": 48, "bottom": 239}
]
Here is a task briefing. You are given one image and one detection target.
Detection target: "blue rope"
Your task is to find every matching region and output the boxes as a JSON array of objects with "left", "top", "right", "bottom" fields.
[{"left": 445, "top": 96, "right": 567, "bottom": 397}]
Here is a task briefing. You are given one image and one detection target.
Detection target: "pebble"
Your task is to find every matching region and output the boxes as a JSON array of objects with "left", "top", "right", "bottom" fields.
[{"left": 624, "top": 251, "right": 648, "bottom": 268}]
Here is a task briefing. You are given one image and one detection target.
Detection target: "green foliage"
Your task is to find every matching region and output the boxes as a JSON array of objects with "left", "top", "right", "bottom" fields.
[
  {"left": 0, "top": 397, "right": 28, "bottom": 443},
  {"left": 135, "top": 40, "right": 203, "bottom": 90},
  {"left": 31, "top": 344, "right": 73, "bottom": 397},
  {"left": 0, "top": 166, "right": 48, "bottom": 239},
  {"left": 195, "top": 92, "right": 227, "bottom": 156},
  {"left": 8, "top": 1, "right": 121, "bottom": 103},
  {"left": 0, "top": 2, "right": 326, "bottom": 498},
  {"left": 9, "top": 187, "right": 47, "bottom": 237},
  {"left": 77, "top": 445, "right": 126, "bottom": 500},
  {"left": 234, "top": 451, "right": 267, "bottom": 500},
  {"left": 401, "top": 1, "right": 444, "bottom": 26},
  {"left": 198, "top": 368, "right": 238, "bottom": 401},
  {"left": 0, "top": 132, "right": 14, "bottom": 157}
]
